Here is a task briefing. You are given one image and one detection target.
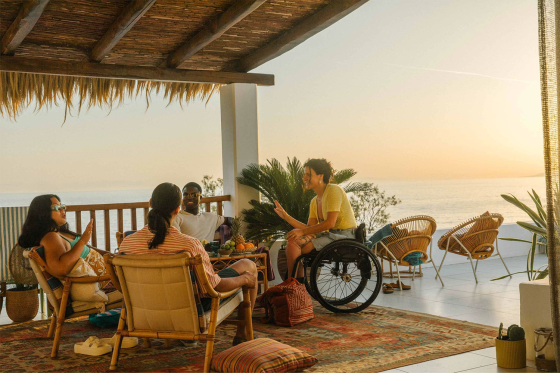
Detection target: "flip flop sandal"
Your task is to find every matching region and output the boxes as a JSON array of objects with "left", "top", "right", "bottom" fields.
[
  {"left": 74, "top": 336, "right": 112, "bottom": 356},
  {"left": 382, "top": 283, "right": 394, "bottom": 294},
  {"left": 389, "top": 281, "right": 411, "bottom": 290},
  {"left": 100, "top": 334, "right": 139, "bottom": 349}
]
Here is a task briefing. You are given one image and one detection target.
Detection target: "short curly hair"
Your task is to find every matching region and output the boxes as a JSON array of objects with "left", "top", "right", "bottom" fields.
[{"left": 303, "top": 158, "right": 333, "bottom": 184}]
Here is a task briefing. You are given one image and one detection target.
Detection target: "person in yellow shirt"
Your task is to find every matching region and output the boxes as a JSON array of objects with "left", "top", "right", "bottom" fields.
[{"left": 274, "top": 158, "right": 357, "bottom": 282}]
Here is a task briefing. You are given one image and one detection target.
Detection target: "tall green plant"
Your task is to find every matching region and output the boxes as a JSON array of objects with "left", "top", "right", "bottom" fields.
[
  {"left": 494, "top": 190, "right": 549, "bottom": 281},
  {"left": 237, "top": 157, "right": 368, "bottom": 241}
]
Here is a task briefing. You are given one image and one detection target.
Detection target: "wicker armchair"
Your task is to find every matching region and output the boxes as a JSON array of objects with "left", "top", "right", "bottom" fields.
[
  {"left": 104, "top": 253, "right": 253, "bottom": 372},
  {"left": 24, "top": 247, "right": 123, "bottom": 358},
  {"left": 374, "top": 215, "right": 444, "bottom": 288},
  {"left": 436, "top": 213, "right": 511, "bottom": 283}
]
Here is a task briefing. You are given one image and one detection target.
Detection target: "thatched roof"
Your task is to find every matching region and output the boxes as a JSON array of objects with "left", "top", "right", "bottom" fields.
[{"left": 0, "top": 0, "right": 369, "bottom": 118}]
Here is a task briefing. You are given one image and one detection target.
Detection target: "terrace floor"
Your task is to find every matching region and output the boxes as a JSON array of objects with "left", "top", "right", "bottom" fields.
[{"left": 0, "top": 253, "right": 548, "bottom": 372}]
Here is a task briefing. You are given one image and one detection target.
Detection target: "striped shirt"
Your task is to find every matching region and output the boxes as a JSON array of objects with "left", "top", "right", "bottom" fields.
[{"left": 118, "top": 226, "right": 221, "bottom": 289}]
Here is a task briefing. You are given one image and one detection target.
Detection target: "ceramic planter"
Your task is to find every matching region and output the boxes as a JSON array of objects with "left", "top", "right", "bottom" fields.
[{"left": 496, "top": 338, "right": 526, "bottom": 369}]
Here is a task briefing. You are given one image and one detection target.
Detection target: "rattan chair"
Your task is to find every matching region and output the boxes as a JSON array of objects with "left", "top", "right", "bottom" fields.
[
  {"left": 374, "top": 215, "right": 444, "bottom": 288},
  {"left": 104, "top": 253, "right": 253, "bottom": 373},
  {"left": 436, "top": 213, "right": 511, "bottom": 283},
  {"left": 24, "top": 247, "right": 123, "bottom": 358}
]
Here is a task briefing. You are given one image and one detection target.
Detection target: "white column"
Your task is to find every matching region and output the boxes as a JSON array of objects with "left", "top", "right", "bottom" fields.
[{"left": 220, "top": 83, "right": 260, "bottom": 218}]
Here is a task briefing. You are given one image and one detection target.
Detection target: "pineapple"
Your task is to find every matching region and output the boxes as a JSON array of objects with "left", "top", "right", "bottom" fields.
[{"left": 231, "top": 218, "right": 246, "bottom": 247}]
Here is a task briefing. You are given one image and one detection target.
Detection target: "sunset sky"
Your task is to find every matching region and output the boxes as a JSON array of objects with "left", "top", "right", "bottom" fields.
[{"left": 0, "top": 0, "right": 543, "bottom": 194}]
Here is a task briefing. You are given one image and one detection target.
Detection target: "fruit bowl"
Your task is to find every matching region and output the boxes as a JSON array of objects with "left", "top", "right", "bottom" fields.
[
  {"left": 218, "top": 249, "right": 233, "bottom": 257},
  {"left": 233, "top": 243, "right": 257, "bottom": 254}
]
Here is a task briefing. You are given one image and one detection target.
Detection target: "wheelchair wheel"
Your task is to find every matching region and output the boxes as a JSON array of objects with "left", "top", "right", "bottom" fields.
[{"left": 309, "top": 239, "right": 382, "bottom": 313}]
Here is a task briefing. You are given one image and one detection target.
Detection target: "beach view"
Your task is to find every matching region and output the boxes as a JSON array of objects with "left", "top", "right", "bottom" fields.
[{"left": 1, "top": 0, "right": 559, "bottom": 372}]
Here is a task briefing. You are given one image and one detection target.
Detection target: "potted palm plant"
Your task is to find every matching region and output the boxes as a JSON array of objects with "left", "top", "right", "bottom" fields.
[{"left": 496, "top": 323, "right": 526, "bottom": 369}]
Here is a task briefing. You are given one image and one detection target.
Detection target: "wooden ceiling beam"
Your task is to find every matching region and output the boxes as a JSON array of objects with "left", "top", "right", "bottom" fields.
[
  {"left": 236, "top": 0, "right": 369, "bottom": 72},
  {"left": 165, "top": 0, "right": 267, "bottom": 68},
  {"left": 0, "top": 56, "right": 275, "bottom": 86},
  {"left": 1, "top": 0, "right": 50, "bottom": 55},
  {"left": 90, "top": 0, "right": 157, "bottom": 62}
]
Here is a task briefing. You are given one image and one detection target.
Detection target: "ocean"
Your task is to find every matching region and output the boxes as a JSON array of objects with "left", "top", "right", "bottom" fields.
[{"left": 0, "top": 176, "right": 546, "bottom": 249}]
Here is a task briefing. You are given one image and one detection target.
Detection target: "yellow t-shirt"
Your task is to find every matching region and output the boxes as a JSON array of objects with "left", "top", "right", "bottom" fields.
[{"left": 308, "top": 184, "right": 357, "bottom": 230}]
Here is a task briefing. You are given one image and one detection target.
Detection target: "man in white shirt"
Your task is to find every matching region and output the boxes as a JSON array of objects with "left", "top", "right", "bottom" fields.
[{"left": 171, "top": 182, "right": 232, "bottom": 242}]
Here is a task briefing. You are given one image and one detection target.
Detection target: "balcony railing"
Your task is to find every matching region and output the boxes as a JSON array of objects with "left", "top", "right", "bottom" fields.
[{"left": 65, "top": 195, "right": 231, "bottom": 252}]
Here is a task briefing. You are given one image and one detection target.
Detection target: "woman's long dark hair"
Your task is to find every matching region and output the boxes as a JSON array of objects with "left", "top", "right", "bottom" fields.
[
  {"left": 18, "top": 194, "right": 77, "bottom": 248},
  {"left": 148, "top": 183, "right": 182, "bottom": 249}
]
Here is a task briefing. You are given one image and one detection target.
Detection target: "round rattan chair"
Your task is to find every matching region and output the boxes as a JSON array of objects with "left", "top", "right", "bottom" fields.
[
  {"left": 374, "top": 215, "right": 444, "bottom": 289},
  {"left": 436, "top": 213, "right": 511, "bottom": 283}
]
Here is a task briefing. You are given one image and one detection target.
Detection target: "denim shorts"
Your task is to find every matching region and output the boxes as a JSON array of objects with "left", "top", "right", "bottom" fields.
[{"left": 311, "top": 229, "right": 356, "bottom": 250}]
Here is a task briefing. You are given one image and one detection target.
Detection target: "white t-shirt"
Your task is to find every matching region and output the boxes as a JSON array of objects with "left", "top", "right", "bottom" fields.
[{"left": 171, "top": 210, "right": 226, "bottom": 242}]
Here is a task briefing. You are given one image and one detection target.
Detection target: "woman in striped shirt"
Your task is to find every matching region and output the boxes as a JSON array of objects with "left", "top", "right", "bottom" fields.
[{"left": 118, "top": 182, "right": 258, "bottom": 344}]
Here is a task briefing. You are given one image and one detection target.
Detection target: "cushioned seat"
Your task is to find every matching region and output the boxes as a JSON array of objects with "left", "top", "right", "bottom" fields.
[
  {"left": 104, "top": 253, "right": 253, "bottom": 373},
  {"left": 436, "top": 213, "right": 511, "bottom": 283},
  {"left": 24, "top": 248, "right": 123, "bottom": 358},
  {"left": 204, "top": 290, "right": 243, "bottom": 326}
]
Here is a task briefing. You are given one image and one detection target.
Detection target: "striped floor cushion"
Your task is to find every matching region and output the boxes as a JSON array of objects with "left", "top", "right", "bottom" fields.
[{"left": 211, "top": 338, "right": 317, "bottom": 373}]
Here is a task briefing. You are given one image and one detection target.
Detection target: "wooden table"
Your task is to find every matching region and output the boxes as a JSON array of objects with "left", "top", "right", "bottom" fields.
[{"left": 210, "top": 253, "right": 269, "bottom": 293}]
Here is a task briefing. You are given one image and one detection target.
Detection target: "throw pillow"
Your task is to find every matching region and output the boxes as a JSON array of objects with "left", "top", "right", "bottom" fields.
[
  {"left": 68, "top": 258, "right": 108, "bottom": 303},
  {"left": 211, "top": 338, "right": 317, "bottom": 373}
]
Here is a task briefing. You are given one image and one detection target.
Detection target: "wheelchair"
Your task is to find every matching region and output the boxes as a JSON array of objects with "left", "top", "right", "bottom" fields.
[{"left": 289, "top": 223, "right": 382, "bottom": 313}]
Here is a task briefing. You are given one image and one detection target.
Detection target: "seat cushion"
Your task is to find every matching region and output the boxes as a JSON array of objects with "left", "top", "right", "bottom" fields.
[
  {"left": 211, "top": 338, "right": 318, "bottom": 373},
  {"left": 204, "top": 290, "right": 243, "bottom": 326},
  {"left": 72, "top": 290, "right": 123, "bottom": 313}
]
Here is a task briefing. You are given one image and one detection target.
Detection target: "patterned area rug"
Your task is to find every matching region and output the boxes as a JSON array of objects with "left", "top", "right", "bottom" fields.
[{"left": 0, "top": 305, "right": 496, "bottom": 372}]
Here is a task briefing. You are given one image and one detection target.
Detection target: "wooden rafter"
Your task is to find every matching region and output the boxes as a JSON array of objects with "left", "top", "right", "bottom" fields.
[
  {"left": 90, "top": 0, "right": 157, "bottom": 62},
  {"left": 165, "top": 0, "right": 267, "bottom": 68},
  {"left": 1, "top": 0, "right": 50, "bottom": 55},
  {"left": 236, "top": 0, "right": 369, "bottom": 72},
  {"left": 0, "top": 56, "right": 275, "bottom": 86}
]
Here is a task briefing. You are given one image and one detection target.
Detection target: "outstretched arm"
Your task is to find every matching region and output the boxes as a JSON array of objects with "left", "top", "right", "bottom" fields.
[{"left": 273, "top": 200, "right": 308, "bottom": 229}]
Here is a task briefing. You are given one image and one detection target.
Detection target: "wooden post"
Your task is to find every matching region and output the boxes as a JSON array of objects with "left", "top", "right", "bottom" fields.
[
  {"left": 104, "top": 210, "right": 111, "bottom": 251},
  {"left": 75, "top": 211, "right": 82, "bottom": 232},
  {"left": 90, "top": 210, "right": 97, "bottom": 248},
  {"left": 131, "top": 209, "right": 137, "bottom": 230}
]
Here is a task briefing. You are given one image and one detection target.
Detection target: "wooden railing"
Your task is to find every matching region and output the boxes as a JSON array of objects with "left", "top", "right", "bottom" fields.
[{"left": 65, "top": 195, "right": 231, "bottom": 252}]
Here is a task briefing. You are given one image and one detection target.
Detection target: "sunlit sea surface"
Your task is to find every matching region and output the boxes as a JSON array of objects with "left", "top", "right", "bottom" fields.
[{"left": 0, "top": 177, "right": 546, "bottom": 248}]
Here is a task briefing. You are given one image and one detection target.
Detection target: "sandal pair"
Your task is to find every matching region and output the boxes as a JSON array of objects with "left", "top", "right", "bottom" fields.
[
  {"left": 382, "top": 281, "right": 411, "bottom": 294},
  {"left": 389, "top": 281, "right": 411, "bottom": 290},
  {"left": 382, "top": 283, "right": 394, "bottom": 294},
  {"left": 74, "top": 335, "right": 139, "bottom": 356}
]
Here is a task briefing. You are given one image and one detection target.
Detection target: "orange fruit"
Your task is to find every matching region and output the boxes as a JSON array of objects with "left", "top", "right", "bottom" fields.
[
  {"left": 236, "top": 244, "right": 245, "bottom": 251},
  {"left": 247, "top": 243, "right": 254, "bottom": 249}
]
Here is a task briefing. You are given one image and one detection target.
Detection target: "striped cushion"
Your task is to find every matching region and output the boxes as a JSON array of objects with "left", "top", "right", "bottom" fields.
[{"left": 211, "top": 338, "right": 318, "bottom": 373}]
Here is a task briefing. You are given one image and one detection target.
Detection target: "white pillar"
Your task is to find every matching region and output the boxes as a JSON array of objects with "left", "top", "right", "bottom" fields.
[{"left": 220, "top": 83, "right": 260, "bottom": 218}]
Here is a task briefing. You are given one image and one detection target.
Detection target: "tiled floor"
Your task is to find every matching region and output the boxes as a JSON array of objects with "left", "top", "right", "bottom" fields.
[
  {"left": 377, "top": 253, "right": 547, "bottom": 373},
  {"left": 0, "top": 254, "right": 548, "bottom": 372}
]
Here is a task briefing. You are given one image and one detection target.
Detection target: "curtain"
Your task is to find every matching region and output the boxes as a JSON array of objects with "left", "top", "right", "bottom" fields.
[{"left": 538, "top": 0, "right": 560, "bottom": 366}]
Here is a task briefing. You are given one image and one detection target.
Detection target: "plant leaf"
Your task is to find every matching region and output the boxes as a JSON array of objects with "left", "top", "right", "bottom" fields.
[
  {"left": 502, "top": 194, "right": 546, "bottom": 228},
  {"left": 499, "top": 237, "right": 534, "bottom": 244},
  {"left": 517, "top": 221, "right": 547, "bottom": 236}
]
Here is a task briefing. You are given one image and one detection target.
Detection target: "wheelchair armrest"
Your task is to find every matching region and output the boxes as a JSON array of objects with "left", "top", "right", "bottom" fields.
[{"left": 355, "top": 223, "right": 366, "bottom": 243}]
